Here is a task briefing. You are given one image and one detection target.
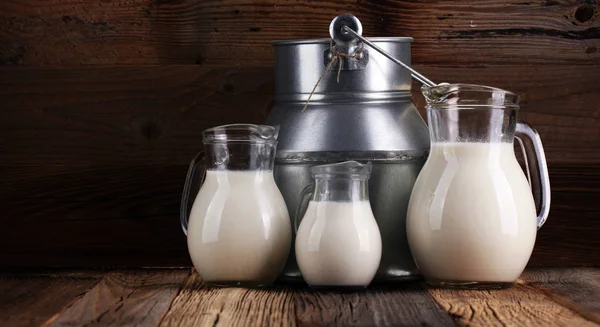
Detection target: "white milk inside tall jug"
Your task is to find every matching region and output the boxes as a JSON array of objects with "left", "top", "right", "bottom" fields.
[
  {"left": 407, "top": 142, "right": 537, "bottom": 283},
  {"left": 295, "top": 201, "right": 382, "bottom": 287},
  {"left": 187, "top": 170, "right": 291, "bottom": 284}
]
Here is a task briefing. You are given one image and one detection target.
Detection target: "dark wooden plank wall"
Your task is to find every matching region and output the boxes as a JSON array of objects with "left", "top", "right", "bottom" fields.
[{"left": 0, "top": 0, "right": 598, "bottom": 268}]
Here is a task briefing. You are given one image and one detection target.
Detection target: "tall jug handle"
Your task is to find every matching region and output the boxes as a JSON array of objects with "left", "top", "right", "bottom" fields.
[
  {"left": 180, "top": 151, "right": 206, "bottom": 236},
  {"left": 515, "top": 122, "right": 551, "bottom": 229},
  {"left": 294, "top": 184, "right": 314, "bottom": 233}
]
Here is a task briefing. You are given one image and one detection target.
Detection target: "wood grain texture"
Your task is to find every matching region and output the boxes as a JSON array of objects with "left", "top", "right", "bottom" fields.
[
  {"left": 295, "top": 284, "right": 455, "bottom": 327},
  {"left": 0, "top": 0, "right": 598, "bottom": 66},
  {"left": 428, "top": 284, "right": 599, "bottom": 327},
  {"left": 0, "top": 65, "right": 272, "bottom": 166},
  {"left": 1, "top": 268, "right": 600, "bottom": 327},
  {"left": 529, "top": 164, "right": 600, "bottom": 266},
  {"left": 0, "top": 166, "right": 190, "bottom": 268},
  {"left": 160, "top": 272, "right": 296, "bottom": 327},
  {"left": 0, "top": 272, "right": 102, "bottom": 327},
  {"left": 522, "top": 268, "right": 600, "bottom": 324},
  {"left": 47, "top": 269, "right": 190, "bottom": 327},
  {"left": 0, "top": 64, "right": 598, "bottom": 166}
]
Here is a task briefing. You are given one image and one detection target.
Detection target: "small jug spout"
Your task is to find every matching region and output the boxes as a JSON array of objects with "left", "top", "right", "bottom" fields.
[{"left": 310, "top": 161, "right": 372, "bottom": 179}]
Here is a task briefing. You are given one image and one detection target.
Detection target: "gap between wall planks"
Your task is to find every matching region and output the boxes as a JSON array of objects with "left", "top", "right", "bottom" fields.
[{"left": 0, "top": 268, "right": 599, "bottom": 327}]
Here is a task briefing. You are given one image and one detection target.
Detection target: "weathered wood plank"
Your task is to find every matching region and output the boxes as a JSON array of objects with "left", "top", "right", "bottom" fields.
[
  {"left": 47, "top": 269, "right": 190, "bottom": 327},
  {"left": 530, "top": 165, "right": 600, "bottom": 267},
  {"left": 522, "top": 268, "right": 600, "bottom": 324},
  {"left": 0, "top": 165, "right": 191, "bottom": 268},
  {"left": 428, "top": 284, "right": 600, "bottom": 326},
  {"left": 0, "top": 0, "right": 598, "bottom": 66},
  {"left": 0, "top": 65, "right": 272, "bottom": 166},
  {"left": 295, "top": 284, "right": 455, "bottom": 327},
  {"left": 160, "top": 272, "right": 296, "bottom": 327},
  {"left": 0, "top": 64, "right": 598, "bottom": 166},
  {"left": 0, "top": 272, "right": 102, "bottom": 327},
  {"left": 0, "top": 268, "right": 599, "bottom": 327}
]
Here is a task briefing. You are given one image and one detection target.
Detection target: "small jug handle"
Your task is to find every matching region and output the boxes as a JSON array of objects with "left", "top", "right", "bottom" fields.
[
  {"left": 180, "top": 151, "right": 206, "bottom": 236},
  {"left": 515, "top": 122, "right": 551, "bottom": 229},
  {"left": 294, "top": 184, "right": 314, "bottom": 233}
]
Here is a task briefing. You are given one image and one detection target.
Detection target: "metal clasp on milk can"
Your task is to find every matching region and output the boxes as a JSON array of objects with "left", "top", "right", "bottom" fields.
[{"left": 323, "top": 14, "right": 369, "bottom": 71}]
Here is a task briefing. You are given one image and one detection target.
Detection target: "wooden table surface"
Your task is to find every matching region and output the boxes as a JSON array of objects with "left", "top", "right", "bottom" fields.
[{"left": 1, "top": 268, "right": 599, "bottom": 327}]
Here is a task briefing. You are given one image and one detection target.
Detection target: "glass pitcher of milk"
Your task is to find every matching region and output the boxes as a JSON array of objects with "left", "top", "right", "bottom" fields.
[
  {"left": 180, "top": 124, "right": 292, "bottom": 287},
  {"left": 406, "top": 83, "right": 551, "bottom": 288},
  {"left": 295, "top": 161, "right": 382, "bottom": 289}
]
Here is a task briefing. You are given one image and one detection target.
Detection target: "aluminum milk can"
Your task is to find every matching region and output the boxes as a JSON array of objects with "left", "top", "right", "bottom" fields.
[{"left": 265, "top": 16, "right": 430, "bottom": 281}]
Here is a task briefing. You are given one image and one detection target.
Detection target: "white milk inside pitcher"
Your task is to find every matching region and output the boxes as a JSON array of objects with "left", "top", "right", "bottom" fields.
[
  {"left": 407, "top": 142, "right": 537, "bottom": 283},
  {"left": 295, "top": 200, "right": 382, "bottom": 287},
  {"left": 187, "top": 170, "right": 291, "bottom": 285}
]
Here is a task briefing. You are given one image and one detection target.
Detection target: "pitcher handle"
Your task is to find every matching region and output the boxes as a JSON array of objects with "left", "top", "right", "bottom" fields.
[
  {"left": 180, "top": 151, "right": 206, "bottom": 236},
  {"left": 294, "top": 184, "right": 314, "bottom": 233},
  {"left": 515, "top": 122, "right": 551, "bottom": 229}
]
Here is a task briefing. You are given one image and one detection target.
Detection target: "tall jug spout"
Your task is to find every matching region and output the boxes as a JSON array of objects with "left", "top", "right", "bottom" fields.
[{"left": 421, "top": 83, "right": 519, "bottom": 107}]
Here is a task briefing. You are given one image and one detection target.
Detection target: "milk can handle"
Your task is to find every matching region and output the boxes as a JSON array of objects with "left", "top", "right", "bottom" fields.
[
  {"left": 180, "top": 151, "right": 206, "bottom": 236},
  {"left": 294, "top": 184, "right": 314, "bottom": 233},
  {"left": 515, "top": 122, "right": 551, "bottom": 229}
]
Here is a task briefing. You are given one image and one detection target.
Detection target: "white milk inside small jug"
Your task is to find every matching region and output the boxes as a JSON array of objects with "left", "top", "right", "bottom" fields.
[
  {"left": 295, "top": 161, "right": 382, "bottom": 288},
  {"left": 180, "top": 124, "right": 292, "bottom": 287},
  {"left": 296, "top": 200, "right": 381, "bottom": 287},
  {"left": 188, "top": 170, "right": 290, "bottom": 284}
]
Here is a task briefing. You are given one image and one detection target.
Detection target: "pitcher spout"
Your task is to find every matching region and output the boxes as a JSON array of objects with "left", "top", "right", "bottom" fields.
[
  {"left": 202, "top": 124, "right": 279, "bottom": 144},
  {"left": 310, "top": 161, "right": 372, "bottom": 179},
  {"left": 421, "top": 83, "right": 520, "bottom": 109}
]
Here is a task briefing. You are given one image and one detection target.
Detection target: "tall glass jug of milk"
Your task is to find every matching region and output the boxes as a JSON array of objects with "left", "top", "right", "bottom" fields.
[
  {"left": 180, "top": 124, "right": 292, "bottom": 287},
  {"left": 406, "top": 84, "right": 551, "bottom": 288}
]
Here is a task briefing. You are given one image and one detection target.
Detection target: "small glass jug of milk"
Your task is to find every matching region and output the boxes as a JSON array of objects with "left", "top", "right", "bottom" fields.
[
  {"left": 295, "top": 161, "right": 382, "bottom": 289},
  {"left": 406, "top": 83, "right": 551, "bottom": 288},
  {"left": 180, "top": 124, "right": 291, "bottom": 287}
]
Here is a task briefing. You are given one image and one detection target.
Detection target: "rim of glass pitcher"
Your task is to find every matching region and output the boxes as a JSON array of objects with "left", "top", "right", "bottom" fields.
[
  {"left": 421, "top": 83, "right": 520, "bottom": 109},
  {"left": 202, "top": 124, "right": 279, "bottom": 144},
  {"left": 310, "top": 161, "right": 372, "bottom": 180}
]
